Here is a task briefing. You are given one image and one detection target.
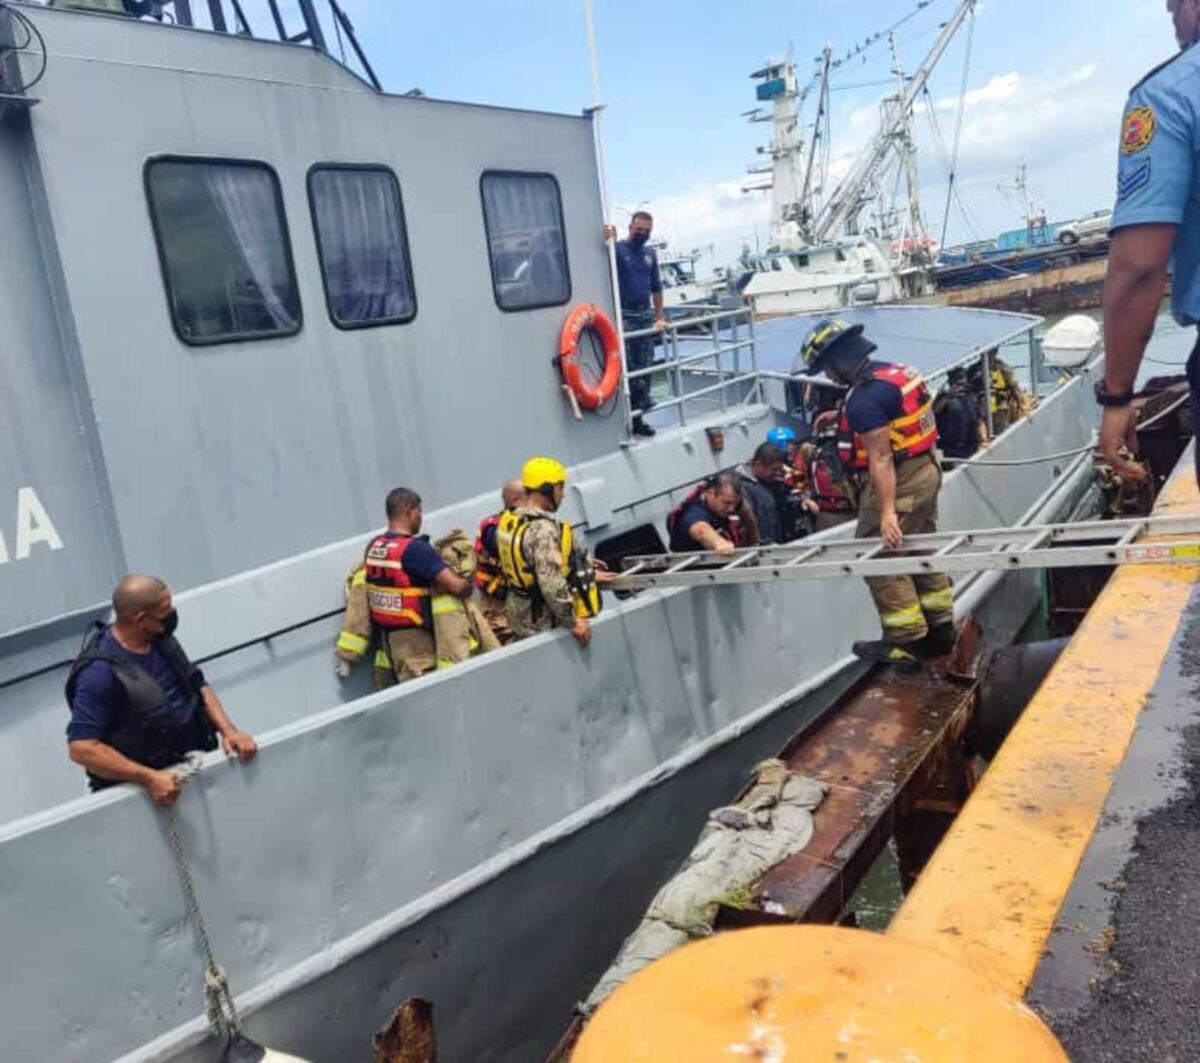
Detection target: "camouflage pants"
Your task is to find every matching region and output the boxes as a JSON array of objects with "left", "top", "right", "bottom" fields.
[
  {"left": 505, "top": 591, "right": 555, "bottom": 639},
  {"left": 856, "top": 454, "right": 954, "bottom": 644},
  {"left": 478, "top": 592, "right": 518, "bottom": 645}
]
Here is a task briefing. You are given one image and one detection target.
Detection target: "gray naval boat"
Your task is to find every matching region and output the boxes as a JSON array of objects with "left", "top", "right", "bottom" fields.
[{"left": 0, "top": 3, "right": 1102, "bottom": 1060}]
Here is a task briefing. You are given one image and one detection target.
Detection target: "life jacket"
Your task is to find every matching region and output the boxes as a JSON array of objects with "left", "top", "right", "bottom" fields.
[
  {"left": 364, "top": 533, "right": 434, "bottom": 630},
  {"left": 496, "top": 510, "right": 601, "bottom": 619},
  {"left": 837, "top": 363, "right": 937, "bottom": 471},
  {"left": 808, "top": 442, "right": 857, "bottom": 513},
  {"left": 64, "top": 622, "right": 217, "bottom": 791},
  {"left": 665, "top": 484, "right": 753, "bottom": 549},
  {"left": 473, "top": 513, "right": 506, "bottom": 598},
  {"left": 988, "top": 366, "right": 1011, "bottom": 413}
]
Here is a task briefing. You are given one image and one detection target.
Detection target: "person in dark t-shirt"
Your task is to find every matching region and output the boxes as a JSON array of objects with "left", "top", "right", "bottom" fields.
[{"left": 66, "top": 574, "right": 257, "bottom": 805}]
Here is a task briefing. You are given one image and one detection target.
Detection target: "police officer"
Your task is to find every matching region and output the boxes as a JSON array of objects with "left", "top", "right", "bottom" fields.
[
  {"left": 474, "top": 478, "right": 527, "bottom": 644},
  {"left": 605, "top": 212, "right": 667, "bottom": 438},
  {"left": 802, "top": 319, "right": 955, "bottom": 671},
  {"left": 364, "top": 488, "right": 473, "bottom": 683},
  {"left": 66, "top": 575, "right": 258, "bottom": 805},
  {"left": 498, "top": 457, "right": 600, "bottom": 647},
  {"left": 1099, "top": 2, "right": 1200, "bottom": 486}
]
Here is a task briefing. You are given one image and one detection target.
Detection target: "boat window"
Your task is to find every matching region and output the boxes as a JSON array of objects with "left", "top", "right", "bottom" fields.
[
  {"left": 835, "top": 248, "right": 847, "bottom": 263},
  {"left": 480, "top": 171, "right": 571, "bottom": 311},
  {"left": 145, "top": 157, "right": 301, "bottom": 345},
  {"left": 771, "top": 258, "right": 783, "bottom": 271},
  {"left": 790, "top": 254, "right": 810, "bottom": 269},
  {"left": 308, "top": 165, "right": 416, "bottom": 329}
]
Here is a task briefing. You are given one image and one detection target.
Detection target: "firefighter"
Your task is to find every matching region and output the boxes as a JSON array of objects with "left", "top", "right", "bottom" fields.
[
  {"left": 498, "top": 457, "right": 601, "bottom": 647},
  {"left": 364, "top": 487, "right": 473, "bottom": 683},
  {"left": 474, "top": 478, "right": 526, "bottom": 644},
  {"left": 333, "top": 563, "right": 395, "bottom": 688},
  {"left": 431, "top": 529, "right": 500, "bottom": 669},
  {"left": 801, "top": 319, "right": 955, "bottom": 670},
  {"left": 969, "top": 350, "right": 1024, "bottom": 436},
  {"left": 801, "top": 428, "right": 859, "bottom": 532}
]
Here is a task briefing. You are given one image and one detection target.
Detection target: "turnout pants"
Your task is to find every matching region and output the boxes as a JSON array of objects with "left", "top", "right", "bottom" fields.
[{"left": 855, "top": 453, "right": 954, "bottom": 645}]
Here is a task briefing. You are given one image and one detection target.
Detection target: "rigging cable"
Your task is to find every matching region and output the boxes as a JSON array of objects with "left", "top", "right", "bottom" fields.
[{"left": 938, "top": 3, "right": 976, "bottom": 248}]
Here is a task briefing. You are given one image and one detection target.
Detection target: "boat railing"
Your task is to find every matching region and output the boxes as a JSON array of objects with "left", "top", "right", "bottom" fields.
[
  {"left": 622, "top": 306, "right": 764, "bottom": 432},
  {"left": 65, "top": 0, "right": 381, "bottom": 90}
]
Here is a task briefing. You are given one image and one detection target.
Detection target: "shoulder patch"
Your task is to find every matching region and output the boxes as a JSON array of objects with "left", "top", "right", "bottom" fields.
[
  {"left": 1121, "top": 105, "right": 1158, "bottom": 155},
  {"left": 1118, "top": 156, "right": 1153, "bottom": 200}
]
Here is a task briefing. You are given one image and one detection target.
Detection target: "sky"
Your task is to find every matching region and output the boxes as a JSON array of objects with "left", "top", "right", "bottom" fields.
[{"left": 294, "top": 0, "right": 1180, "bottom": 266}]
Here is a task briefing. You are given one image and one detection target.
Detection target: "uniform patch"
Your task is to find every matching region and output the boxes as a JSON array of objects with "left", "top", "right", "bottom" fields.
[
  {"left": 1118, "top": 156, "right": 1152, "bottom": 200},
  {"left": 1121, "top": 105, "right": 1157, "bottom": 155}
]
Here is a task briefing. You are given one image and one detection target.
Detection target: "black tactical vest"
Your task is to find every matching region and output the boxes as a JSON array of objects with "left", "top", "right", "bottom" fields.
[{"left": 65, "top": 622, "right": 217, "bottom": 790}]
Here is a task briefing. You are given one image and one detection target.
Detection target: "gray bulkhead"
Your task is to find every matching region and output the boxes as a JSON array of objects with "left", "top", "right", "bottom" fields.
[{"left": 0, "top": 2, "right": 623, "bottom": 640}]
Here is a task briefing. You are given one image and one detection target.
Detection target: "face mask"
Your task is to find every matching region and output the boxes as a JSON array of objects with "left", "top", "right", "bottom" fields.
[
  {"left": 629, "top": 232, "right": 649, "bottom": 247},
  {"left": 159, "top": 609, "right": 179, "bottom": 638}
]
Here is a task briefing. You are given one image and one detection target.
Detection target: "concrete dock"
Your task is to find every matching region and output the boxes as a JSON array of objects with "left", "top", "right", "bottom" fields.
[{"left": 889, "top": 450, "right": 1200, "bottom": 1060}]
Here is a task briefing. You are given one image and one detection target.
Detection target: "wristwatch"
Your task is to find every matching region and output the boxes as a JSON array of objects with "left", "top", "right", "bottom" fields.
[{"left": 1094, "top": 380, "right": 1134, "bottom": 408}]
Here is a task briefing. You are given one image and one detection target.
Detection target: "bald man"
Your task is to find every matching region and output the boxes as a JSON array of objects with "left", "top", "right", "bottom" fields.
[
  {"left": 66, "top": 575, "right": 257, "bottom": 805},
  {"left": 474, "top": 478, "right": 527, "bottom": 644}
]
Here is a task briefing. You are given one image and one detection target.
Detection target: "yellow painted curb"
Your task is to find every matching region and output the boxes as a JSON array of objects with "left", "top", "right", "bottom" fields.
[{"left": 889, "top": 465, "right": 1200, "bottom": 996}]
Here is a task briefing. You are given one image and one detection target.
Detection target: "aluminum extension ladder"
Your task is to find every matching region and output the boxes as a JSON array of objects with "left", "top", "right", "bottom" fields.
[{"left": 610, "top": 516, "right": 1200, "bottom": 592}]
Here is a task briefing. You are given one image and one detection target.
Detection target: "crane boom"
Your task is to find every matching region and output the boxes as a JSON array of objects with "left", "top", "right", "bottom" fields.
[{"left": 812, "top": 0, "right": 975, "bottom": 244}]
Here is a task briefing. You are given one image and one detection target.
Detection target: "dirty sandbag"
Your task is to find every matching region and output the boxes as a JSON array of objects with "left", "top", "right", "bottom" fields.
[{"left": 582, "top": 759, "right": 826, "bottom": 1011}]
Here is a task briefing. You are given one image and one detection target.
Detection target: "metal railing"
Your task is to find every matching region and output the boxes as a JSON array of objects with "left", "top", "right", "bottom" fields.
[{"left": 622, "top": 306, "right": 765, "bottom": 431}]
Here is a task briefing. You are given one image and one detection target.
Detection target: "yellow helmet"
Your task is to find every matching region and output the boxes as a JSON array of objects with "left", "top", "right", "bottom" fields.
[{"left": 521, "top": 456, "right": 568, "bottom": 491}]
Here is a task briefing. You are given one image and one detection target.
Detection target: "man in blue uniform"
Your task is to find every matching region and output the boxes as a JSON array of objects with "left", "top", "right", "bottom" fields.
[
  {"left": 1099, "top": 1, "right": 1200, "bottom": 484},
  {"left": 66, "top": 575, "right": 258, "bottom": 805},
  {"left": 606, "top": 211, "right": 666, "bottom": 437}
]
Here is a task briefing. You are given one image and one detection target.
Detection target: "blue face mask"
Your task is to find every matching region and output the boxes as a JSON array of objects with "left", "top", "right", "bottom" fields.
[{"left": 629, "top": 231, "right": 650, "bottom": 247}]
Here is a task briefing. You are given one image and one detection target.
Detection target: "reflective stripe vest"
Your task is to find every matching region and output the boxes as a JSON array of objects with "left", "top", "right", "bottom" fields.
[
  {"left": 364, "top": 533, "right": 433, "bottom": 630},
  {"left": 496, "top": 510, "right": 601, "bottom": 619},
  {"left": 474, "top": 514, "right": 506, "bottom": 597},
  {"left": 837, "top": 363, "right": 937, "bottom": 471},
  {"left": 989, "top": 366, "right": 1011, "bottom": 415}
]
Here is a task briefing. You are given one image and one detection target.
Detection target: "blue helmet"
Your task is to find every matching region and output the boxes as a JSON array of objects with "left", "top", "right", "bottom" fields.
[{"left": 767, "top": 426, "right": 797, "bottom": 449}]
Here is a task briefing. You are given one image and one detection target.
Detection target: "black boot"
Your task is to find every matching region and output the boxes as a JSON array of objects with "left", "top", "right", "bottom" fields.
[
  {"left": 852, "top": 640, "right": 922, "bottom": 673},
  {"left": 912, "top": 622, "right": 957, "bottom": 660},
  {"left": 632, "top": 415, "right": 656, "bottom": 438}
]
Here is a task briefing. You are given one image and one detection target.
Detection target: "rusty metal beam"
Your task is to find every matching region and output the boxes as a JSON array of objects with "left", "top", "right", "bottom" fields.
[{"left": 719, "top": 624, "right": 982, "bottom": 927}]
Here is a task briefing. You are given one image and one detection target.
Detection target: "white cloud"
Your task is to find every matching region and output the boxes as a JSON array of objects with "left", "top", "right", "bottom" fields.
[{"left": 641, "top": 177, "right": 772, "bottom": 268}]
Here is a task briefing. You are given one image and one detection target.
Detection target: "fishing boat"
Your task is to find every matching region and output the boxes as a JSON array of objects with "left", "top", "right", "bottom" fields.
[{"left": 0, "top": 3, "right": 1101, "bottom": 1060}]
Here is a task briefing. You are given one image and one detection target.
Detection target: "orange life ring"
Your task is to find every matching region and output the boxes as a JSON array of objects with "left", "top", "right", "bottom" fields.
[{"left": 558, "top": 303, "right": 623, "bottom": 410}]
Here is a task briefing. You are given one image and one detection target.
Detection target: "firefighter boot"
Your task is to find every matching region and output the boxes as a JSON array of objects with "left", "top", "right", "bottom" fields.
[{"left": 852, "top": 639, "right": 922, "bottom": 673}]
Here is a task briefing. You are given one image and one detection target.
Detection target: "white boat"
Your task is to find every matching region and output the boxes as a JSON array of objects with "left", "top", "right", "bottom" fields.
[{"left": 739, "top": 236, "right": 901, "bottom": 317}]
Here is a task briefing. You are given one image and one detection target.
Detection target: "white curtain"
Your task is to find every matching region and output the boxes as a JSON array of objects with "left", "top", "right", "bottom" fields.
[
  {"left": 310, "top": 169, "right": 414, "bottom": 325},
  {"left": 481, "top": 173, "right": 570, "bottom": 309},
  {"left": 204, "top": 165, "right": 299, "bottom": 332}
]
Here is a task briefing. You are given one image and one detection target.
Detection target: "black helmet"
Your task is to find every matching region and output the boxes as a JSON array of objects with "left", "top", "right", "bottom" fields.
[{"left": 800, "top": 319, "right": 862, "bottom": 373}]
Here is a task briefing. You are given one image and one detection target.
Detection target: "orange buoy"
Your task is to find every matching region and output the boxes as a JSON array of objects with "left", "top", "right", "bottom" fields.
[
  {"left": 558, "top": 303, "right": 622, "bottom": 411},
  {"left": 573, "top": 925, "right": 1069, "bottom": 1062}
]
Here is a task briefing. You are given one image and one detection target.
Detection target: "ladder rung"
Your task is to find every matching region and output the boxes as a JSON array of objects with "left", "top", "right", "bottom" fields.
[
  {"left": 665, "top": 556, "right": 700, "bottom": 575},
  {"left": 724, "top": 550, "right": 761, "bottom": 570},
  {"left": 1116, "top": 521, "right": 1146, "bottom": 546},
  {"left": 935, "top": 534, "right": 968, "bottom": 557},
  {"left": 620, "top": 561, "right": 648, "bottom": 578},
  {"left": 785, "top": 545, "right": 825, "bottom": 567}
]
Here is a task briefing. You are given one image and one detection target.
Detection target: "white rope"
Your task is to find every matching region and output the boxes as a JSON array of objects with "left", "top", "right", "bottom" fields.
[{"left": 163, "top": 755, "right": 241, "bottom": 1042}]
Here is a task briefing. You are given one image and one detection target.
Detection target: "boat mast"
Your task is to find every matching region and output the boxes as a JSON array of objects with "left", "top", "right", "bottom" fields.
[
  {"left": 743, "top": 51, "right": 807, "bottom": 247},
  {"left": 796, "top": 45, "right": 833, "bottom": 246},
  {"left": 888, "top": 32, "right": 931, "bottom": 267},
  {"left": 812, "top": 0, "right": 975, "bottom": 245}
]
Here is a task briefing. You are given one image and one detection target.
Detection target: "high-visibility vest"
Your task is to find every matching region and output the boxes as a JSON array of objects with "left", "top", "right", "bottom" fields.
[
  {"left": 989, "top": 366, "right": 1011, "bottom": 414},
  {"left": 837, "top": 363, "right": 937, "bottom": 472},
  {"left": 364, "top": 533, "right": 432, "bottom": 630},
  {"left": 496, "top": 510, "right": 600, "bottom": 619},
  {"left": 473, "top": 514, "right": 506, "bottom": 597}
]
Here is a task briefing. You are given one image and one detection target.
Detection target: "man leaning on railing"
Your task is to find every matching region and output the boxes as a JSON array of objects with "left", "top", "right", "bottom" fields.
[{"left": 605, "top": 211, "right": 666, "bottom": 438}]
